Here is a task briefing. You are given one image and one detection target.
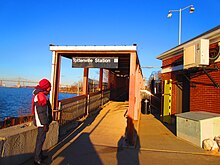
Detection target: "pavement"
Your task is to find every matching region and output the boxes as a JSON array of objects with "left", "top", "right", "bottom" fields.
[{"left": 22, "top": 101, "right": 220, "bottom": 165}]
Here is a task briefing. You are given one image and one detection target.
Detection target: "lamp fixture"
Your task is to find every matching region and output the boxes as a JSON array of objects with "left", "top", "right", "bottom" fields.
[
  {"left": 167, "top": 11, "right": 172, "bottom": 18},
  {"left": 167, "top": 5, "right": 195, "bottom": 45}
]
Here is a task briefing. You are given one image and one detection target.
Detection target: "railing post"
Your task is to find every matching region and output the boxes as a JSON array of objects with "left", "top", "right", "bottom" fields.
[
  {"left": 57, "top": 102, "right": 61, "bottom": 124},
  {"left": 101, "top": 90, "right": 104, "bottom": 106},
  {"left": 87, "top": 94, "right": 89, "bottom": 117}
]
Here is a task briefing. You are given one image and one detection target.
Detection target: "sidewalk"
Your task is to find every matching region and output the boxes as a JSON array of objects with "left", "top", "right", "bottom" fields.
[
  {"left": 138, "top": 114, "right": 220, "bottom": 164},
  {"left": 23, "top": 101, "right": 220, "bottom": 165}
]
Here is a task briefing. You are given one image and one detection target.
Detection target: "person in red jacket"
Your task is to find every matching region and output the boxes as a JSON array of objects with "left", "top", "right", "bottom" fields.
[{"left": 32, "top": 78, "right": 52, "bottom": 165}]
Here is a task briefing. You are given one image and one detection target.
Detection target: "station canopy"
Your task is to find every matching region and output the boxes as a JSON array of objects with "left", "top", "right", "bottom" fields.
[{"left": 49, "top": 45, "right": 139, "bottom": 77}]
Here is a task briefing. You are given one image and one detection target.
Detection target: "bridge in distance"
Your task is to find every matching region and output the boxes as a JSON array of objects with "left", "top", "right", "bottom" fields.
[{"left": 0, "top": 78, "right": 39, "bottom": 87}]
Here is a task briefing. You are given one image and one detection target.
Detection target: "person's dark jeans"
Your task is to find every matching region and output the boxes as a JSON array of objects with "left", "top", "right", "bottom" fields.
[{"left": 34, "top": 127, "right": 46, "bottom": 161}]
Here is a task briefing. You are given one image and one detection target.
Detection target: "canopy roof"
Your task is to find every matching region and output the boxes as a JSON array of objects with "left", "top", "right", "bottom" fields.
[{"left": 49, "top": 45, "right": 141, "bottom": 76}]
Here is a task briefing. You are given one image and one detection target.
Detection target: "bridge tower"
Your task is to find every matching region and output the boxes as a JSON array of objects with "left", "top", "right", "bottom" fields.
[{"left": 17, "top": 80, "right": 21, "bottom": 88}]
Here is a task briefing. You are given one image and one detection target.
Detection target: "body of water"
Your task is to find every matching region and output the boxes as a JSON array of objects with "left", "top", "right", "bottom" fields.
[{"left": 0, "top": 87, "right": 77, "bottom": 121}]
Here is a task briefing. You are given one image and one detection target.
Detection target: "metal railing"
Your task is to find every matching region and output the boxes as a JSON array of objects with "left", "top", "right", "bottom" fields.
[
  {"left": 0, "top": 90, "right": 111, "bottom": 129},
  {"left": 56, "top": 95, "right": 87, "bottom": 125},
  {"left": 55, "top": 89, "right": 110, "bottom": 125},
  {"left": 88, "top": 91, "right": 102, "bottom": 113},
  {"left": 103, "top": 90, "right": 110, "bottom": 104}
]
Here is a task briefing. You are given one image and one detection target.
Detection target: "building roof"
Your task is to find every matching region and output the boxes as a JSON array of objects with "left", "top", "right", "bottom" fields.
[{"left": 156, "top": 25, "right": 220, "bottom": 60}]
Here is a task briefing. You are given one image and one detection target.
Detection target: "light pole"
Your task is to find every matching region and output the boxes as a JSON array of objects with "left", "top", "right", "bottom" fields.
[{"left": 167, "top": 5, "right": 195, "bottom": 45}]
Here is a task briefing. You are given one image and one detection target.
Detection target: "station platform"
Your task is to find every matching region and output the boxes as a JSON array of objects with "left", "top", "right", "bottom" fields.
[{"left": 23, "top": 101, "right": 220, "bottom": 165}]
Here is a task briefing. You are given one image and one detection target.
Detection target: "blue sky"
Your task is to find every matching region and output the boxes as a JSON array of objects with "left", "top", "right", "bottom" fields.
[{"left": 0, "top": 0, "right": 219, "bottom": 85}]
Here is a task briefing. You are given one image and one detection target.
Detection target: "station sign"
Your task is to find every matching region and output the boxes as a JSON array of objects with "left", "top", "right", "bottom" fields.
[{"left": 72, "top": 57, "right": 118, "bottom": 68}]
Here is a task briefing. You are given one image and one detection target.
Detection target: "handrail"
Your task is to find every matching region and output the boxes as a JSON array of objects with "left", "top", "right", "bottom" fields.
[
  {"left": 55, "top": 90, "right": 110, "bottom": 126},
  {"left": 0, "top": 90, "right": 111, "bottom": 129}
]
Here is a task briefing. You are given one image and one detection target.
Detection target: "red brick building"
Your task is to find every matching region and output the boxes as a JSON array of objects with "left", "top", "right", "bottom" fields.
[{"left": 156, "top": 26, "right": 220, "bottom": 119}]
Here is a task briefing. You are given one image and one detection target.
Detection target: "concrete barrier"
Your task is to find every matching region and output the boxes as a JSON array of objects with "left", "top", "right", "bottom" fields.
[{"left": 0, "top": 121, "right": 59, "bottom": 165}]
